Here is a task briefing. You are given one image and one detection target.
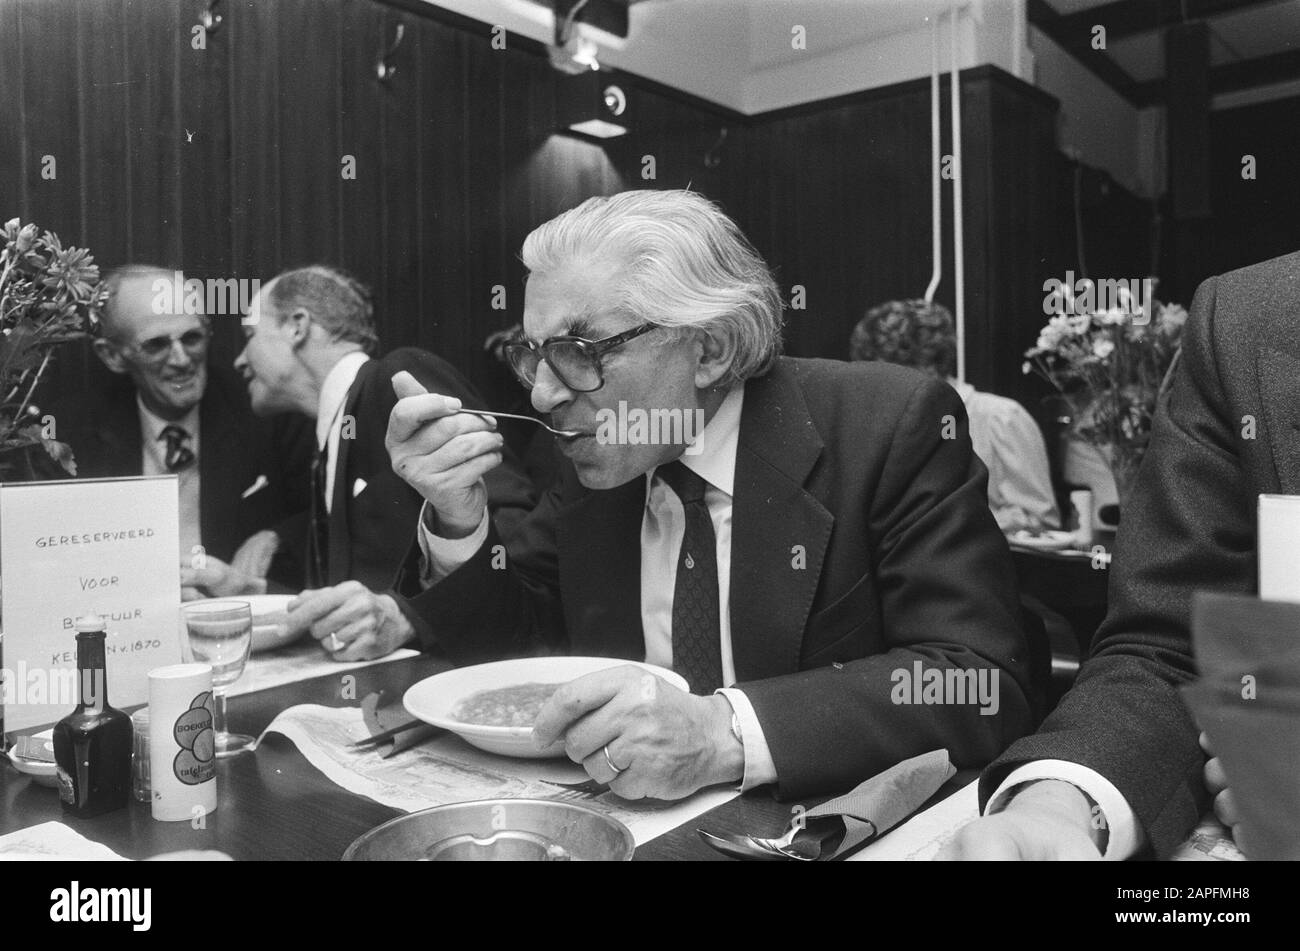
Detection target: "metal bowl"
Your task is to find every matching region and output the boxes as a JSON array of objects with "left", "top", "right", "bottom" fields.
[{"left": 341, "top": 799, "right": 635, "bottom": 861}]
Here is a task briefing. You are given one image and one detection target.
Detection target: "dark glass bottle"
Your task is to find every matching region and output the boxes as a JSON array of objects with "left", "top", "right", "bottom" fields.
[{"left": 52, "top": 616, "right": 132, "bottom": 817}]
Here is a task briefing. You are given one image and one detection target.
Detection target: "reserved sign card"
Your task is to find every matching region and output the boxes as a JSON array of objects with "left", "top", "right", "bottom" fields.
[
  {"left": 1259, "top": 495, "right": 1300, "bottom": 603},
  {"left": 1, "top": 476, "right": 181, "bottom": 731}
]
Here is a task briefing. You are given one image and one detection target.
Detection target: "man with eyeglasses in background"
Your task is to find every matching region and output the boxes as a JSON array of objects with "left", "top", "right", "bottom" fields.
[
  {"left": 46, "top": 264, "right": 313, "bottom": 588},
  {"left": 385, "top": 190, "right": 1041, "bottom": 802}
]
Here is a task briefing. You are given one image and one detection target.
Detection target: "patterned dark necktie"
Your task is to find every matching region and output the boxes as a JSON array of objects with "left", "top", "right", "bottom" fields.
[
  {"left": 657, "top": 460, "right": 723, "bottom": 695},
  {"left": 307, "top": 445, "right": 330, "bottom": 587},
  {"left": 158, "top": 425, "right": 195, "bottom": 472}
]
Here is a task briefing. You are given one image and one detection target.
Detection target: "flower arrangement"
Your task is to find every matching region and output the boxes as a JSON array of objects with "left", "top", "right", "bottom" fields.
[
  {"left": 1023, "top": 285, "right": 1187, "bottom": 504},
  {"left": 1, "top": 218, "right": 107, "bottom": 478}
]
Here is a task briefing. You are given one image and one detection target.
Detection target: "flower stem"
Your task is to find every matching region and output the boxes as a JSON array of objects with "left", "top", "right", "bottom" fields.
[{"left": 12, "top": 350, "right": 51, "bottom": 427}]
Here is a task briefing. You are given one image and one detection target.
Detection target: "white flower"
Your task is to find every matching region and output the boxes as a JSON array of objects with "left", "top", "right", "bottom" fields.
[
  {"left": 1021, "top": 361, "right": 1032, "bottom": 374},
  {"left": 1092, "top": 338, "right": 1115, "bottom": 360},
  {"left": 1035, "top": 313, "right": 1078, "bottom": 352},
  {"left": 1159, "top": 303, "right": 1188, "bottom": 331}
]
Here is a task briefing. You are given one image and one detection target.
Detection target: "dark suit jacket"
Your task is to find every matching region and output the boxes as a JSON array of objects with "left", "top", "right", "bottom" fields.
[
  {"left": 49, "top": 364, "right": 312, "bottom": 572},
  {"left": 397, "top": 356, "right": 1037, "bottom": 799},
  {"left": 319, "top": 347, "right": 536, "bottom": 592},
  {"left": 980, "top": 250, "right": 1300, "bottom": 858}
]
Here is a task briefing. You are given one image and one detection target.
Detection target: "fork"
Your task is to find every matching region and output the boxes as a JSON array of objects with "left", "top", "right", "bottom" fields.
[
  {"left": 457, "top": 408, "right": 582, "bottom": 439},
  {"left": 537, "top": 777, "right": 610, "bottom": 797},
  {"left": 697, "top": 816, "right": 847, "bottom": 861}
]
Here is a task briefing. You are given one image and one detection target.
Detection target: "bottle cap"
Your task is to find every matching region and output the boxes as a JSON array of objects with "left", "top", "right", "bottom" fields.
[{"left": 74, "top": 614, "right": 107, "bottom": 634}]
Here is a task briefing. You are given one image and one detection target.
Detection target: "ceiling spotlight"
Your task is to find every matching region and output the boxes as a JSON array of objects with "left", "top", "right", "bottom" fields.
[
  {"left": 603, "top": 85, "right": 626, "bottom": 117},
  {"left": 557, "top": 74, "right": 629, "bottom": 140}
]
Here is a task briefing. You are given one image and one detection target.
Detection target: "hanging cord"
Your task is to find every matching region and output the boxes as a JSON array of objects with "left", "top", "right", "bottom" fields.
[
  {"left": 950, "top": 2, "right": 966, "bottom": 384},
  {"left": 1073, "top": 160, "right": 1089, "bottom": 280},
  {"left": 556, "top": 0, "right": 592, "bottom": 46},
  {"left": 924, "top": 13, "right": 942, "bottom": 305}
]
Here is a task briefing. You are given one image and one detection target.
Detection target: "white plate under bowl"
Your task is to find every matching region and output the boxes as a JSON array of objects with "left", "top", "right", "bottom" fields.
[
  {"left": 184, "top": 594, "right": 301, "bottom": 652},
  {"left": 404, "top": 657, "right": 688, "bottom": 759},
  {"left": 5, "top": 729, "right": 58, "bottom": 787},
  {"left": 1007, "top": 529, "right": 1078, "bottom": 552}
]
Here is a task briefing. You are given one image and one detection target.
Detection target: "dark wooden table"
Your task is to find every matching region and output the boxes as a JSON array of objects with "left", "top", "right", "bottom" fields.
[{"left": 4, "top": 656, "right": 965, "bottom": 860}]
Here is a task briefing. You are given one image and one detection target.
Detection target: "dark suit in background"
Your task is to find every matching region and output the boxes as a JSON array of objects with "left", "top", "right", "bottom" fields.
[
  {"left": 48, "top": 363, "right": 312, "bottom": 578},
  {"left": 399, "top": 357, "right": 1039, "bottom": 799},
  {"left": 980, "top": 250, "right": 1300, "bottom": 857},
  {"left": 318, "top": 347, "right": 535, "bottom": 592}
]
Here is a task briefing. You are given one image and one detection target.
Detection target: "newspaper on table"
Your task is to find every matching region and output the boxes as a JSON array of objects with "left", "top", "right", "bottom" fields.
[
  {"left": 0, "top": 821, "right": 128, "bottom": 861},
  {"left": 262, "top": 704, "right": 738, "bottom": 846},
  {"left": 1170, "top": 816, "right": 1245, "bottom": 861},
  {"left": 848, "top": 778, "right": 980, "bottom": 860}
]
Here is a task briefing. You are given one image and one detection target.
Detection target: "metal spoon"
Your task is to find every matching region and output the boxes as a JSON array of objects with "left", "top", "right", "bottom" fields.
[
  {"left": 697, "top": 815, "right": 847, "bottom": 861},
  {"left": 457, "top": 408, "right": 582, "bottom": 439}
]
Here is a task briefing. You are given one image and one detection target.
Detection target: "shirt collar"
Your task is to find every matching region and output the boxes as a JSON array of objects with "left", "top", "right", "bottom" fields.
[
  {"left": 949, "top": 378, "right": 976, "bottom": 407},
  {"left": 137, "top": 396, "right": 200, "bottom": 446},
  {"left": 646, "top": 385, "right": 744, "bottom": 501},
  {"left": 316, "top": 351, "right": 371, "bottom": 449}
]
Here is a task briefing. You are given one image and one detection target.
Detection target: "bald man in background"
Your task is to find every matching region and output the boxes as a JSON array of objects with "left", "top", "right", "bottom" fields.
[{"left": 44, "top": 265, "right": 313, "bottom": 589}]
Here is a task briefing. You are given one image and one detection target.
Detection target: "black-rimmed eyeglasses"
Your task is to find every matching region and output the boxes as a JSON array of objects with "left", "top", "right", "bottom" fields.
[{"left": 504, "top": 322, "right": 660, "bottom": 392}]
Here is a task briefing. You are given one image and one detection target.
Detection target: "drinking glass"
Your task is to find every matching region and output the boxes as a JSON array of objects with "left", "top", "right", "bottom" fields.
[{"left": 180, "top": 601, "right": 254, "bottom": 757}]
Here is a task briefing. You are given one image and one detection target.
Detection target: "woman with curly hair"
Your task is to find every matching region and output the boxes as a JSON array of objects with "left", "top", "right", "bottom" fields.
[{"left": 851, "top": 299, "right": 1059, "bottom": 532}]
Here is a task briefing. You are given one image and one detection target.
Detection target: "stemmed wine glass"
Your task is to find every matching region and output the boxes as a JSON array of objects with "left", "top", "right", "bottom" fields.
[{"left": 180, "top": 600, "right": 254, "bottom": 757}]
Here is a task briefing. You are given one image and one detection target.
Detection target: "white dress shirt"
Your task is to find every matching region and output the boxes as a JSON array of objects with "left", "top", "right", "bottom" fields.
[
  {"left": 952, "top": 380, "right": 1060, "bottom": 532},
  {"left": 985, "top": 761, "right": 1144, "bottom": 860},
  {"left": 315, "top": 351, "right": 371, "bottom": 513},
  {"left": 418, "top": 385, "right": 778, "bottom": 790},
  {"left": 138, "top": 398, "right": 201, "bottom": 559}
]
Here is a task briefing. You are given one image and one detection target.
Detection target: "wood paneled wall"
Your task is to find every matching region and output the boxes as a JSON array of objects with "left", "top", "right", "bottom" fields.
[
  {"left": 738, "top": 68, "right": 1065, "bottom": 408},
  {"left": 1209, "top": 95, "right": 1300, "bottom": 285},
  {"left": 0, "top": 0, "right": 739, "bottom": 409},
  {"left": 2, "top": 0, "right": 1102, "bottom": 419}
]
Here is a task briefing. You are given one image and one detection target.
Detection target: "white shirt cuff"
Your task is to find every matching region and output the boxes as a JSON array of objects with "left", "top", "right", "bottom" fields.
[
  {"left": 416, "top": 502, "right": 490, "bottom": 589},
  {"left": 986, "top": 759, "right": 1144, "bottom": 860},
  {"left": 715, "top": 688, "right": 778, "bottom": 790}
]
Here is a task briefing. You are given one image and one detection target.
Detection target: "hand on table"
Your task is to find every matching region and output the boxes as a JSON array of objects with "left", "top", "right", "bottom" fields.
[
  {"left": 1201, "top": 732, "right": 1238, "bottom": 839},
  {"left": 532, "top": 666, "right": 744, "bottom": 801},
  {"left": 231, "top": 529, "right": 281, "bottom": 580},
  {"left": 386, "top": 370, "right": 503, "bottom": 539},
  {"left": 938, "top": 779, "right": 1104, "bottom": 860},
  {"left": 180, "top": 555, "right": 267, "bottom": 601},
  {"left": 283, "top": 580, "right": 414, "bottom": 661}
]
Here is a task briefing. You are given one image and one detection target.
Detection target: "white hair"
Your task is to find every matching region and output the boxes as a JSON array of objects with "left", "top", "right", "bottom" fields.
[{"left": 520, "top": 190, "right": 784, "bottom": 382}]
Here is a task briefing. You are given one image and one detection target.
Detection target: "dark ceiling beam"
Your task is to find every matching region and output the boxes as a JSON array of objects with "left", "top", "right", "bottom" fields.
[
  {"left": 1026, "top": 0, "right": 1142, "bottom": 104},
  {"left": 1132, "top": 46, "right": 1300, "bottom": 102},
  {"left": 1050, "top": 0, "right": 1285, "bottom": 43}
]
